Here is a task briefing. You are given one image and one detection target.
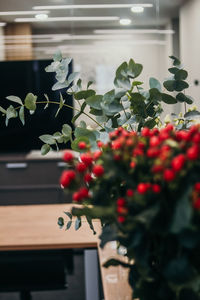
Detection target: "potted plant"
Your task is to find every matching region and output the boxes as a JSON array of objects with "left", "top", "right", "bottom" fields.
[{"left": 1, "top": 52, "right": 200, "bottom": 299}]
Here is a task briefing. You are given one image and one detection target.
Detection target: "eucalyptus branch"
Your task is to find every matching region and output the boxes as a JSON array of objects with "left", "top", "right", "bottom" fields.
[{"left": 121, "top": 101, "right": 134, "bottom": 131}]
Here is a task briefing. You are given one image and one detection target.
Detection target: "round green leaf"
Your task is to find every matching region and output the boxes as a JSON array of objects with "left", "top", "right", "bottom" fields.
[
  {"left": 41, "top": 144, "right": 51, "bottom": 155},
  {"left": 162, "top": 93, "right": 177, "bottom": 104}
]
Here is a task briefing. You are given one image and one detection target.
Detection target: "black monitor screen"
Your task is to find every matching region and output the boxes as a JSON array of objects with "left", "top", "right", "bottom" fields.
[{"left": 0, "top": 59, "right": 73, "bottom": 153}]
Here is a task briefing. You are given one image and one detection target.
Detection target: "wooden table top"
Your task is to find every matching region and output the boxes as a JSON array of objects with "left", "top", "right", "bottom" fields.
[
  {"left": 0, "top": 203, "right": 100, "bottom": 251},
  {"left": 0, "top": 203, "right": 133, "bottom": 300}
]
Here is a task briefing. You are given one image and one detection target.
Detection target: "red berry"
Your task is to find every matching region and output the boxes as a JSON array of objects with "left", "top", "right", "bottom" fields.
[
  {"left": 80, "top": 153, "right": 93, "bottom": 166},
  {"left": 193, "top": 198, "right": 200, "bottom": 210},
  {"left": 92, "top": 165, "right": 104, "bottom": 177},
  {"left": 93, "top": 150, "right": 102, "bottom": 160},
  {"left": 187, "top": 145, "right": 199, "bottom": 160},
  {"left": 78, "top": 141, "right": 87, "bottom": 149},
  {"left": 152, "top": 165, "right": 163, "bottom": 173},
  {"left": 79, "top": 187, "right": 90, "bottom": 199},
  {"left": 60, "top": 170, "right": 76, "bottom": 187},
  {"left": 117, "top": 216, "right": 126, "bottom": 223},
  {"left": 76, "top": 162, "right": 87, "bottom": 173},
  {"left": 117, "top": 197, "right": 126, "bottom": 207},
  {"left": 126, "top": 189, "right": 134, "bottom": 197},
  {"left": 151, "top": 128, "right": 159, "bottom": 136},
  {"left": 97, "top": 141, "right": 104, "bottom": 148},
  {"left": 117, "top": 206, "right": 128, "bottom": 215},
  {"left": 84, "top": 173, "right": 93, "bottom": 183},
  {"left": 126, "top": 138, "right": 134, "bottom": 147},
  {"left": 192, "top": 133, "right": 200, "bottom": 144},
  {"left": 112, "top": 140, "right": 122, "bottom": 150},
  {"left": 194, "top": 183, "right": 200, "bottom": 193},
  {"left": 152, "top": 184, "right": 161, "bottom": 193},
  {"left": 63, "top": 151, "right": 74, "bottom": 162},
  {"left": 73, "top": 192, "right": 82, "bottom": 202},
  {"left": 147, "top": 148, "right": 160, "bottom": 158},
  {"left": 141, "top": 127, "right": 150, "bottom": 137},
  {"left": 137, "top": 183, "right": 149, "bottom": 194},
  {"left": 149, "top": 136, "right": 160, "bottom": 147},
  {"left": 165, "top": 124, "right": 174, "bottom": 132},
  {"left": 171, "top": 154, "right": 185, "bottom": 172},
  {"left": 130, "top": 161, "right": 136, "bottom": 168},
  {"left": 159, "top": 129, "right": 169, "bottom": 141},
  {"left": 176, "top": 130, "right": 190, "bottom": 142},
  {"left": 163, "top": 169, "right": 175, "bottom": 182}
]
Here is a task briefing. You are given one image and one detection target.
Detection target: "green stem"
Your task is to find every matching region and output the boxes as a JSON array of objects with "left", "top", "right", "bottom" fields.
[
  {"left": 121, "top": 102, "right": 134, "bottom": 131},
  {"left": 17, "top": 101, "right": 104, "bottom": 130}
]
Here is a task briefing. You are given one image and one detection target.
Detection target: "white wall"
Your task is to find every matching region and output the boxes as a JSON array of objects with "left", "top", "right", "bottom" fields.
[
  {"left": 71, "top": 32, "right": 173, "bottom": 126},
  {"left": 180, "top": 0, "right": 200, "bottom": 106}
]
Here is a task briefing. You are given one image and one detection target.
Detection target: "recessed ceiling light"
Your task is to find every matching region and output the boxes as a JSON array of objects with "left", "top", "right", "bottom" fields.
[
  {"left": 131, "top": 6, "right": 144, "bottom": 13},
  {"left": 15, "top": 16, "right": 119, "bottom": 22},
  {"left": 35, "top": 13, "right": 48, "bottom": 20},
  {"left": 0, "top": 11, "right": 49, "bottom": 16},
  {"left": 119, "top": 19, "right": 131, "bottom": 26},
  {"left": 33, "top": 4, "right": 153, "bottom": 10}
]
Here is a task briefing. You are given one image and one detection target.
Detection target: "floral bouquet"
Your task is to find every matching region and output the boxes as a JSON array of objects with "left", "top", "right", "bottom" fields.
[{"left": 60, "top": 124, "right": 200, "bottom": 300}]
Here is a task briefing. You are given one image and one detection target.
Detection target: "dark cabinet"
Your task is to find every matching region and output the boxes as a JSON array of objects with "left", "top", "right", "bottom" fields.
[{"left": 0, "top": 152, "right": 72, "bottom": 205}]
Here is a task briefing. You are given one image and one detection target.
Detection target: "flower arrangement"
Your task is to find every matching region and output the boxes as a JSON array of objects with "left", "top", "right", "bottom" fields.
[
  {"left": 2, "top": 51, "right": 200, "bottom": 300},
  {"left": 60, "top": 124, "right": 200, "bottom": 300}
]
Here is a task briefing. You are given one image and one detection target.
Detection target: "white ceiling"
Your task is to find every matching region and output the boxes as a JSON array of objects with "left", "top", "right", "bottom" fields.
[{"left": 0, "top": 0, "right": 187, "bottom": 32}]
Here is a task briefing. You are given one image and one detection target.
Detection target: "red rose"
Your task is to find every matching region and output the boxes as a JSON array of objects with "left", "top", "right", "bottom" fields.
[
  {"left": 171, "top": 154, "right": 185, "bottom": 172},
  {"left": 80, "top": 153, "right": 93, "bottom": 166},
  {"left": 152, "top": 184, "right": 161, "bottom": 193},
  {"left": 117, "top": 197, "right": 126, "bottom": 207},
  {"left": 76, "top": 162, "right": 87, "bottom": 173},
  {"left": 63, "top": 151, "right": 74, "bottom": 162},
  {"left": 163, "top": 169, "right": 175, "bottom": 182},
  {"left": 92, "top": 165, "right": 104, "bottom": 177},
  {"left": 187, "top": 145, "right": 199, "bottom": 160}
]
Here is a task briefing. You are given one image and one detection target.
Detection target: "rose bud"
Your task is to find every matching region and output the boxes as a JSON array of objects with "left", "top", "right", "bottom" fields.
[
  {"left": 117, "top": 206, "right": 128, "bottom": 215},
  {"left": 73, "top": 192, "right": 82, "bottom": 202},
  {"left": 149, "top": 136, "right": 160, "bottom": 148},
  {"left": 60, "top": 170, "right": 76, "bottom": 188},
  {"left": 93, "top": 150, "right": 102, "bottom": 160},
  {"left": 79, "top": 187, "right": 90, "bottom": 199},
  {"left": 141, "top": 127, "right": 150, "bottom": 137},
  {"left": 137, "top": 183, "right": 149, "bottom": 194},
  {"left": 130, "top": 161, "right": 136, "bottom": 169}
]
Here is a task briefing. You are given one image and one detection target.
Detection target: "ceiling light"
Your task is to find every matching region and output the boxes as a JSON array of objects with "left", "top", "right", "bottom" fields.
[
  {"left": 94, "top": 29, "right": 175, "bottom": 35},
  {"left": 15, "top": 16, "right": 119, "bottom": 22},
  {"left": 0, "top": 10, "right": 49, "bottom": 16},
  {"left": 119, "top": 19, "right": 131, "bottom": 26},
  {"left": 35, "top": 13, "right": 48, "bottom": 20},
  {"left": 131, "top": 6, "right": 144, "bottom": 13},
  {"left": 33, "top": 4, "right": 153, "bottom": 10},
  {"left": 0, "top": 22, "right": 6, "bottom": 26}
]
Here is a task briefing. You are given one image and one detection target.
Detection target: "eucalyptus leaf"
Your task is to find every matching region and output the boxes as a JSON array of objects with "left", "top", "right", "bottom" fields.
[
  {"left": 24, "top": 93, "right": 37, "bottom": 111},
  {"left": 0, "top": 106, "right": 7, "bottom": 114},
  {"left": 68, "top": 72, "right": 79, "bottom": 84},
  {"left": 149, "top": 78, "right": 162, "bottom": 92},
  {"left": 39, "top": 134, "right": 56, "bottom": 145},
  {"left": 184, "top": 110, "right": 200, "bottom": 119},
  {"left": 174, "top": 69, "right": 188, "bottom": 81},
  {"left": 19, "top": 106, "right": 25, "bottom": 125},
  {"left": 41, "top": 144, "right": 51, "bottom": 155},
  {"left": 162, "top": 93, "right": 177, "bottom": 104},
  {"left": 6, "top": 95, "right": 23, "bottom": 105},
  {"left": 6, "top": 105, "right": 17, "bottom": 120},
  {"left": 52, "top": 81, "right": 69, "bottom": 91},
  {"left": 75, "top": 217, "right": 82, "bottom": 231},
  {"left": 62, "top": 124, "right": 72, "bottom": 137},
  {"left": 86, "top": 95, "right": 103, "bottom": 110},
  {"left": 74, "top": 89, "right": 95, "bottom": 100}
]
